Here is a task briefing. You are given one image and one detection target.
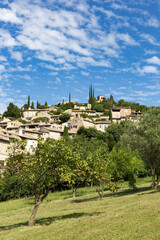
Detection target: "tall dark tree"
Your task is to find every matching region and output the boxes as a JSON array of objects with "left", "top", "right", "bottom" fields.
[
  {"left": 37, "top": 101, "right": 40, "bottom": 109},
  {"left": 28, "top": 96, "right": 30, "bottom": 108},
  {"left": 31, "top": 102, "right": 34, "bottom": 109},
  {"left": 69, "top": 93, "right": 71, "bottom": 103},
  {"left": 89, "top": 84, "right": 95, "bottom": 105}
]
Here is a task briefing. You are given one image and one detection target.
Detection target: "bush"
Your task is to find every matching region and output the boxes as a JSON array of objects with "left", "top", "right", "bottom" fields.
[
  {"left": 32, "top": 117, "right": 49, "bottom": 123},
  {"left": 59, "top": 113, "right": 70, "bottom": 123},
  {"left": 93, "top": 104, "right": 104, "bottom": 112},
  {"left": 18, "top": 119, "right": 27, "bottom": 124},
  {"left": 0, "top": 174, "right": 33, "bottom": 201}
]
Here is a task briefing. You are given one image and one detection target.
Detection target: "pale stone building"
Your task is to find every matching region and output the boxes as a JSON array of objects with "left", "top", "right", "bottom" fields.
[
  {"left": 111, "top": 107, "right": 131, "bottom": 123},
  {"left": 74, "top": 103, "right": 91, "bottom": 110},
  {"left": 94, "top": 121, "right": 111, "bottom": 132}
]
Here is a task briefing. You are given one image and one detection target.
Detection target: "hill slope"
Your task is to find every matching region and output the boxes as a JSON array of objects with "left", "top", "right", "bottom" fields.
[{"left": 0, "top": 178, "right": 160, "bottom": 240}]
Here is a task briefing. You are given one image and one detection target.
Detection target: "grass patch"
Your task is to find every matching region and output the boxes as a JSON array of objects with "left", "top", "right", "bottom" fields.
[{"left": 1, "top": 177, "right": 160, "bottom": 240}]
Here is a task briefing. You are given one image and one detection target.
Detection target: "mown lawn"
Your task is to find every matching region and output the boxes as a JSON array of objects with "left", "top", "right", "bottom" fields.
[{"left": 0, "top": 177, "right": 160, "bottom": 240}]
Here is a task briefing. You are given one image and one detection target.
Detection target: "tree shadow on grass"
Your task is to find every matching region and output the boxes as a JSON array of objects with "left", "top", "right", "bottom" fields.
[
  {"left": 104, "top": 186, "right": 152, "bottom": 198},
  {"left": 72, "top": 186, "right": 152, "bottom": 203},
  {"left": 0, "top": 211, "right": 103, "bottom": 231},
  {"left": 36, "top": 211, "right": 103, "bottom": 226}
]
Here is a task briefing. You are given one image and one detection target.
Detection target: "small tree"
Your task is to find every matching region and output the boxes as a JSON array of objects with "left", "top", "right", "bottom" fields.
[
  {"left": 7, "top": 139, "right": 74, "bottom": 226},
  {"left": 59, "top": 113, "right": 70, "bottom": 123},
  {"left": 86, "top": 147, "right": 114, "bottom": 200},
  {"left": 108, "top": 144, "right": 144, "bottom": 189},
  {"left": 93, "top": 104, "right": 103, "bottom": 112}
]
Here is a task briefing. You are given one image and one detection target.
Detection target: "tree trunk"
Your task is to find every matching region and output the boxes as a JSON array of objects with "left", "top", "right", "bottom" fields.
[
  {"left": 72, "top": 188, "right": 76, "bottom": 198},
  {"left": 151, "top": 168, "right": 156, "bottom": 189},
  {"left": 28, "top": 201, "right": 41, "bottom": 226},
  {"left": 155, "top": 176, "right": 160, "bottom": 190},
  {"left": 99, "top": 192, "right": 103, "bottom": 200},
  {"left": 96, "top": 185, "right": 103, "bottom": 200},
  {"left": 120, "top": 181, "right": 124, "bottom": 189}
]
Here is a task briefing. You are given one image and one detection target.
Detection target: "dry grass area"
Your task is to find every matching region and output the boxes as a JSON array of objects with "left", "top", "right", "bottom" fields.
[{"left": 0, "top": 177, "right": 160, "bottom": 240}]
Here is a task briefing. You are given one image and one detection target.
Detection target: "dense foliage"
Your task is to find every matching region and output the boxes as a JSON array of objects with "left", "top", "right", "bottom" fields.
[
  {"left": 32, "top": 117, "right": 49, "bottom": 123},
  {"left": 3, "top": 103, "right": 22, "bottom": 119},
  {"left": 59, "top": 113, "right": 70, "bottom": 123},
  {"left": 121, "top": 108, "right": 160, "bottom": 189}
]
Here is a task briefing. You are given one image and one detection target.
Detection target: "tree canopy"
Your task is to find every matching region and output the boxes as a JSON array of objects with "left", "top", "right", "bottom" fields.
[
  {"left": 3, "top": 103, "right": 22, "bottom": 119},
  {"left": 121, "top": 108, "right": 160, "bottom": 189}
]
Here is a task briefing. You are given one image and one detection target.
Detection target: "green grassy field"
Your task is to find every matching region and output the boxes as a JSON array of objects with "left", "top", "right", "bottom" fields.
[{"left": 0, "top": 177, "right": 160, "bottom": 240}]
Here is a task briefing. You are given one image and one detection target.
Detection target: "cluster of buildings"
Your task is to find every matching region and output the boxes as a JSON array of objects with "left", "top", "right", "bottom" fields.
[{"left": 0, "top": 97, "right": 142, "bottom": 173}]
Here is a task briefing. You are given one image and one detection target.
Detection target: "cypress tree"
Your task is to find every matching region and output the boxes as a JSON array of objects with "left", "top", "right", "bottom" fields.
[
  {"left": 28, "top": 96, "right": 30, "bottom": 108},
  {"left": 31, "top": 102, "right": 34, "bottom": 109},
  {"left": 93, "top": 88, "right": 95, "bottom": 98},
  {"left": 37, "top": 101, "right": 40, "bottom": 109},
  {"left": 69, "top": 93, "right": 71, "bottom": 103},
  {"left": 63, "top": 126, "right": 69, "bottom": 139}
]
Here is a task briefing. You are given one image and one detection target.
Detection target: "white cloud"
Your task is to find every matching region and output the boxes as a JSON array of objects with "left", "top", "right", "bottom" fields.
[
  {"left": 147, "top": 17, "right": 159, "bottom": 28},
  {"left": 137, "top": 65, "right": 159, "bottom": 74},
  {"left": 119, "top": 87, "right": 127, "bottom": 90},
  {"left": 49, "top": 72, "right": 58, "bottom": 76},
  {"left": 0, "top": 56, "right": 7, "bottom": 61},
  {"left": 141, "top": 34, "right": 160, "bottom": 46},
  {"left": 0, "top": 64, "right": 5, "bottom": 72},
  {"left": 146, "top": 56, "right": 160, "bottom": 66},
  {"left": 0, "top": 8, "right": 22, "bottom": 24},
  {"left": 144, "top": 49, "right": 158, "bottom": 55},
  {"left": 55, "top": 77, "right": 62, "bottom": 84},
  {"left": 0, "top": 0, "right": 139, "bottom": 70},
  {"left": 117, "top": 33, "right": 138, "bottom": 46},
  {"left": 133, "top": 90, "right": 160, "bottom": 97},
  {"left": 0, "top": 28, "right": 17, "bottom": 48},
  {"left": 10, "top": 50, "right": 23, "bottom": 62},
  {"left": 81, "top": 71, "right": 89, "bottom": 76}
]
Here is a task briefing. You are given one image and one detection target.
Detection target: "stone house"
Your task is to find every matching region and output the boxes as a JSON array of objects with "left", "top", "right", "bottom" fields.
[
  {"left": 111, "top": 107, "right": 131, "bottom": 123},
  {"left": 94, "top": 121, "right": 111, "bottom": 132},
  {"left": 74, "top": 103, "right": 91, "bottom": 110}
]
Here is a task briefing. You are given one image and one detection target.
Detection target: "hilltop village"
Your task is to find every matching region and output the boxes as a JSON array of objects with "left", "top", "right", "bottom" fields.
[{"left": 0, "top": 91, "right": 145, "bottom": 173}]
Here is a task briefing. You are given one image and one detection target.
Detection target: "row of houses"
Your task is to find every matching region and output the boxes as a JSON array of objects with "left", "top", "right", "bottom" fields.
[{"left": 0, "top": 105, "right": 142, "bottom": 173}]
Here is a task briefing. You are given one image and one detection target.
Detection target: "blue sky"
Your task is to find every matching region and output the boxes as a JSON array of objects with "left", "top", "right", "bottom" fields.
[{"left": 0, "top": 0, "right": 160, "bottom": 112}]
